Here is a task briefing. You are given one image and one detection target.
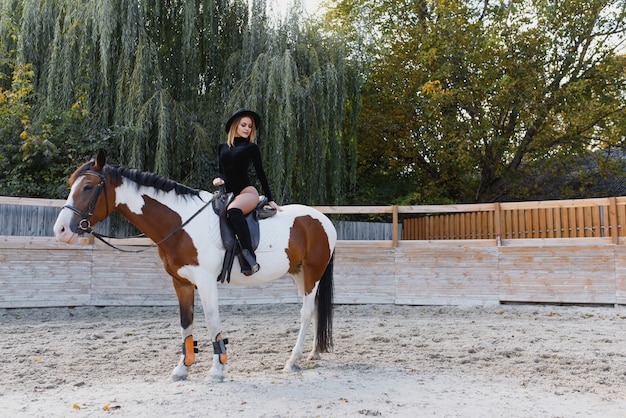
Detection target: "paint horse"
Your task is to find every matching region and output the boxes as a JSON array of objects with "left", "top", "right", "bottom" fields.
[{"left": 53, "top": 150, "right": 336, "bottom": 382}]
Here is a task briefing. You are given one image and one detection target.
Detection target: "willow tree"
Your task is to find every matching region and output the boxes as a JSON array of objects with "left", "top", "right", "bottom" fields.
[
  {"left": 0, "top": 0, "right": 357, "bottom": 204},
  {"left": 225, "top": 6, "right": 356, "bottom": 204}
]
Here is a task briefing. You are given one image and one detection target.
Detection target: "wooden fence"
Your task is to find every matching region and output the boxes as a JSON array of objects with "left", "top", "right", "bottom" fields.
[
  {"left": 2, "top": 196, "right": 626, "bottom": 308},
  {"left": 401, "top": 198, "right": 624, "bottom": 242}
]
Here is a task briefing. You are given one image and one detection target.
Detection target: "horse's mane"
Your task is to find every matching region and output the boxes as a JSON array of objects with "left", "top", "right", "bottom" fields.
[{"left": 71, "top": 160, "right": 201, "bottom": 197}]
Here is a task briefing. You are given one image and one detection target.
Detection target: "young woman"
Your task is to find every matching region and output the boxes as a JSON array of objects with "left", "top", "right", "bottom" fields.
[{"left": 212, "top": 109, "right": 280, "bottom": 275}]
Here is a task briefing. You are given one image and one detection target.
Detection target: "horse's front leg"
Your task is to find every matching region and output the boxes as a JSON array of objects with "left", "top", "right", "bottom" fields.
[
  {"left": 170, "top": 278, "right": 196, "bottom": 381},
  {"left": 196, "top": 281, "right": 226, "bottom": 383}
]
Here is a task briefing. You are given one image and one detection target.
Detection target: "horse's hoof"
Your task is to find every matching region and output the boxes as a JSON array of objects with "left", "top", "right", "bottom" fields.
[
  {"left": 170, "top": 373, "right": 187, "bottom": 382},
  {"left": 207, "top": 374, "right": 224, "bottom": 383},
  {"left": 283, "top": 363, "right": 301, "bottom": 373}
]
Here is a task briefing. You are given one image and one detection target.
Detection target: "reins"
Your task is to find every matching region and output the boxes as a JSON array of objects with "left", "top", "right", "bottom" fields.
[
  {"left": 90, "top": 198, "right": 214, "bottom": 253},
  {"left": 66, "top": 167, "right": 214, "bottom": 253}
]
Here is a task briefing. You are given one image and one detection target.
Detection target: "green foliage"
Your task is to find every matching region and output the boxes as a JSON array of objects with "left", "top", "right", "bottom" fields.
[
  {"left": 3, "top": 0, "right": 626, "bottom": 206},
  {"left": 0, "top": 63, "right": 111, "bottom": 197},
  {"left": 326, "top": 0, "right": 626, "bottom": 204},
  {"left": 0, "top": 0, "right": 357, "bottom": 205}
]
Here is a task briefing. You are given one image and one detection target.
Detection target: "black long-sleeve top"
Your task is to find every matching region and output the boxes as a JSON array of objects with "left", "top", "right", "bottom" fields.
[{"left": 217, "top": 137, "right": 273, "bottom": 201}]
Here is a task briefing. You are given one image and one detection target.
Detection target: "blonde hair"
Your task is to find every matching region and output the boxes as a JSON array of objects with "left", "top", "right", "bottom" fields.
[{"left": 227, "top": 116, "right": 257, "bottom": 147}]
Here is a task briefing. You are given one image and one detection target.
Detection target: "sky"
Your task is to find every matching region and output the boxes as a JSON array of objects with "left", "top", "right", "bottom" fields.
[
  {"left": 302, "top": 0, "right": 322, "bottom": 14},
  {"left": 270, "top": 0, "right": 324, "bottom": 17}
]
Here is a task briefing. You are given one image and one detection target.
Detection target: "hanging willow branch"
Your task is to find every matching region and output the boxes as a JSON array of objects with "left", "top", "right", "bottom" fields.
[{"left": 0, "top": 0, "right": 357, "bottom": 204}]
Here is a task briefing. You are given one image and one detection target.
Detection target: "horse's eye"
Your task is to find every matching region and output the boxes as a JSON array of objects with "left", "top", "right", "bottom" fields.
[{"left": 84, "top": 184, "right": 94, "bottom": 192}]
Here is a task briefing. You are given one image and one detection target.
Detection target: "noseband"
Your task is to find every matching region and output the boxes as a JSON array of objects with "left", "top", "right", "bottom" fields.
[{"left": 63, "top": 169, "right": 110, "bottom": 234}]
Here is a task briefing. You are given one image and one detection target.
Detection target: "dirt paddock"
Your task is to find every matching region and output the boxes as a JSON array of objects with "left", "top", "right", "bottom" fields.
[{"left": 1, "top": 303, "right": 625, "bottom": 417}]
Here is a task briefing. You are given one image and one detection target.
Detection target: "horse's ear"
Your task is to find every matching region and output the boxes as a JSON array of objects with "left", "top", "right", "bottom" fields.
[{"left": 95, "top": 149, "right": 106, "bottom": 168}]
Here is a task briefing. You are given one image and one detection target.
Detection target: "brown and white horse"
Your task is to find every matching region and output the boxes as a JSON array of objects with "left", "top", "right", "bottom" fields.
[{"left": 53, "top": 150, "right": 336, "bottom": 382}]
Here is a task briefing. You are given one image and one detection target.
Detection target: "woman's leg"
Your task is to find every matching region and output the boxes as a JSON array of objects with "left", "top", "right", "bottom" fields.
[
  {"left": 227, "top": 187, "right": 260, "bottom": 275},
  {"left": 228, "top": 186, "right": 260, "bottom": 214}
]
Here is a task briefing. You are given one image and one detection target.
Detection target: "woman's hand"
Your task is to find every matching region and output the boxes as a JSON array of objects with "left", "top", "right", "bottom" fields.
[
  {"left": 213, "top": 178, "right": 224, "bottom": 187},
  {"left": 268, "top": 200, "right": 282, "bottom": 212}
]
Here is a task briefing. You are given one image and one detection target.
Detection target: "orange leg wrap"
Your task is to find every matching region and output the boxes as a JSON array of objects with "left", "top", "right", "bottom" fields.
[{"left": 183, "top": 335, "right": 197, "bottom": 366}]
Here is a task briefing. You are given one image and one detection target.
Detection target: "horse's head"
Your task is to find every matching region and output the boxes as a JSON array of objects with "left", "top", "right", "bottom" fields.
[{"left": 53, "top": 149, "right": 113, "bottom": 243}]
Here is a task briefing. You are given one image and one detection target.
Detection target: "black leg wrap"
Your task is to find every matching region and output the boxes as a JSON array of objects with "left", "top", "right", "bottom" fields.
[{"left": 213, "top": 338, "right": 229, "bottom": 364}]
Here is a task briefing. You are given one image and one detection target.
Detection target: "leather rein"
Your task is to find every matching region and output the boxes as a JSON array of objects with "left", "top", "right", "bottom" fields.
[{"left": 63, "top": 168, "right": 213, "bottom": 253}]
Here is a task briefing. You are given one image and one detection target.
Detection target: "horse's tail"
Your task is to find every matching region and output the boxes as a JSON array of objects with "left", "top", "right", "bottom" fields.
[{"left": 315, "top": 252, "right": 334, "bottom": 353}]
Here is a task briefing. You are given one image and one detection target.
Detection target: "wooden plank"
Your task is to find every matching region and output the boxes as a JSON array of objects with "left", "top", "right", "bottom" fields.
[
  {"left": 471, "top": 212, "right": 478, "bottom": 239},
  {"left": 0, "top": 235, "right": 91, "bottom": 249},
  {"left": 398, "top": 203, "right": 498, "bottom": 213},
  {"left": 577, "top": 207, "right": 585, "bottom": 237},
  {"left": 500, "top": 197, "right": 611, "bottom": 210},
  {"left": 565, "top": 207, "right": 578, "bottom": 238},
  {"left": 614, "top": 246, "right": 626, "bottom": 305},
  {"left": 332, "top": 244, "right": 396, "bottom": 304},
  {"left": 503, "top": 210, "right": 509, "bottom": 238},
  {"left": 519, "top": 209, "right": 526, "bottom": 238},
  {"left": 581, "top": 208, "right": 594, "bottom": 237},
  {"left": 314, "top": 206, "right": 394, "bottom": 214},
  {"left": 545, "top": 208, "right": 554, "bottom": 238},
  {"left": 90, "top": 247, "right": 176, "bottom": 305},
  {"left": 499, "top": 245, "right": 615, "bottom": 304},
  {"left": 0, "top": 196, "right": 66, "bottom": 207},
  {"left": 537, "top": 208, "right": 545, "bottom": 238},
  {"left": 553, "top": 207, "right": 562, "bottom": 238},
  {"left": 611, "top": 197, "right": 621, "bottom": 240},
  {"left": 392, "top": 206, "right": 398, "bottom": 246},
  {"left": 217, "top": 276, "right": 301, "bottom": 305},
  {"left": 591, "top": 206, "right": 600, "bottom": 238},
  {"left": 562, "top": 207, "right": 571, "bottom": 238},
  {"left": 395, "top": 242, "right": 499, "bottom": 305},
  {"left": 500, "top": 238, "right": 612, "bottom": 247},
  {"left": 493, "top": 203, "right": 501, "bottom": 240},
  {"left": 0, "top": 247, "right": 92, "bottom": 307},
  {"left": 426, "top": 216, "right": 432, "bottom": 240}
]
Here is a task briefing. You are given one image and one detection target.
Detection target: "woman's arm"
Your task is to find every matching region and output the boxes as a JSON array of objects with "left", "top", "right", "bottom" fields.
[{"left": 213, "top": 143, "right": 225, "bottom": 186}]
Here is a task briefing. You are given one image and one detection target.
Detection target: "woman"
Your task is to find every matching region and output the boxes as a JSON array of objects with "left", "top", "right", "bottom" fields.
[{"left": 213, "top": 109, "right": 280, "bottom": 276}]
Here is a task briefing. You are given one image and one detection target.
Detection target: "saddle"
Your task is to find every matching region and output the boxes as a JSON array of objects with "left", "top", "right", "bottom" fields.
[{"left": 213, "top": 187, "right": 277, "bottom": 283}]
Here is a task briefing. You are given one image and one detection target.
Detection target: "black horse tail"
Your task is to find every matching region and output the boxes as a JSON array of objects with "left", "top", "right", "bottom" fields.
[{"left": 315, "top": 252, "right": 334, "bottom": 353}]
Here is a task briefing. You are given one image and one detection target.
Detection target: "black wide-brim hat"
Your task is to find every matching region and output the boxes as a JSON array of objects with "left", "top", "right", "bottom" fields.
[{"left": 225, "top": 109, "right": 261, "bottom": 133}]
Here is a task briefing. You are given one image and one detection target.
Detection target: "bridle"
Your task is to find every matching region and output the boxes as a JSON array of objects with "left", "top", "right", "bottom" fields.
[
  {"left": 63, "top": 169, "right": 109, "bottom": 234},
  {"left": 62, "top": 166, "right": 214, "bottom": 252}
]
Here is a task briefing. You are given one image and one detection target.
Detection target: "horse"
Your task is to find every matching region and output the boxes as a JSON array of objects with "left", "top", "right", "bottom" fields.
[{"left": 53, "top": 150, "right": 337, "bottom": 383}]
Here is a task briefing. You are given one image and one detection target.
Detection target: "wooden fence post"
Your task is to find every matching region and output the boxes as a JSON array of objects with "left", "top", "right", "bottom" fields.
[
  {"left": 392, "top": 205, "right": 399, "bottom": 247},
  {"left": 494, "top": 202, "right": 502, "bottom": 245},
  {"left": 609, "top": 197, "right": 618, "bottom": 244}
]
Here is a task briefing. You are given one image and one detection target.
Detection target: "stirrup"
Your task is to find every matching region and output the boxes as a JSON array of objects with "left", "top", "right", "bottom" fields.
[
  {"left": 243, "top": 263, "right": 260, "bottom": 276},
  {"left": 241, "top": 249, "right": 260, "bottom": 276}
]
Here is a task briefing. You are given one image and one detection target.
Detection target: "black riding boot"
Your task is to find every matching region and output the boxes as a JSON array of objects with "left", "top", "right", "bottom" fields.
[{"left": 226, "top": 208, "right": 260, "bottom": 276}]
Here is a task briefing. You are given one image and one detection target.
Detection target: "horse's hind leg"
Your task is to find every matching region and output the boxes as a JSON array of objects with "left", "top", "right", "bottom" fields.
[
  {"left": 284, "top": 283, "right": 317, "bottom": 372},
  {"left": 170, "top": 278, "right": 195, "bottom": 381}
]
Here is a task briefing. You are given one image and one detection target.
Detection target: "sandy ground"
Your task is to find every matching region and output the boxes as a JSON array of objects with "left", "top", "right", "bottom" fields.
[{"left": 1, "top": 303, "right": 625, "bottom": 417}]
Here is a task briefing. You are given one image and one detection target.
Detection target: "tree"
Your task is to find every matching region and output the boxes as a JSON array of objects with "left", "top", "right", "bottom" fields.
[
  {"left": 0, "top": 0, "right": 357, "bottom": 204},
  {"left": 325, "top": 0, "right": 626, "bottom": 203}
]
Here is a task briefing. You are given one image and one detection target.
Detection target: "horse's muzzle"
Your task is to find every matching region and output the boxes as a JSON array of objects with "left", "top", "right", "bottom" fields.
[{"left": 53, "top": 207, "right": 80, "bottom": 244}]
